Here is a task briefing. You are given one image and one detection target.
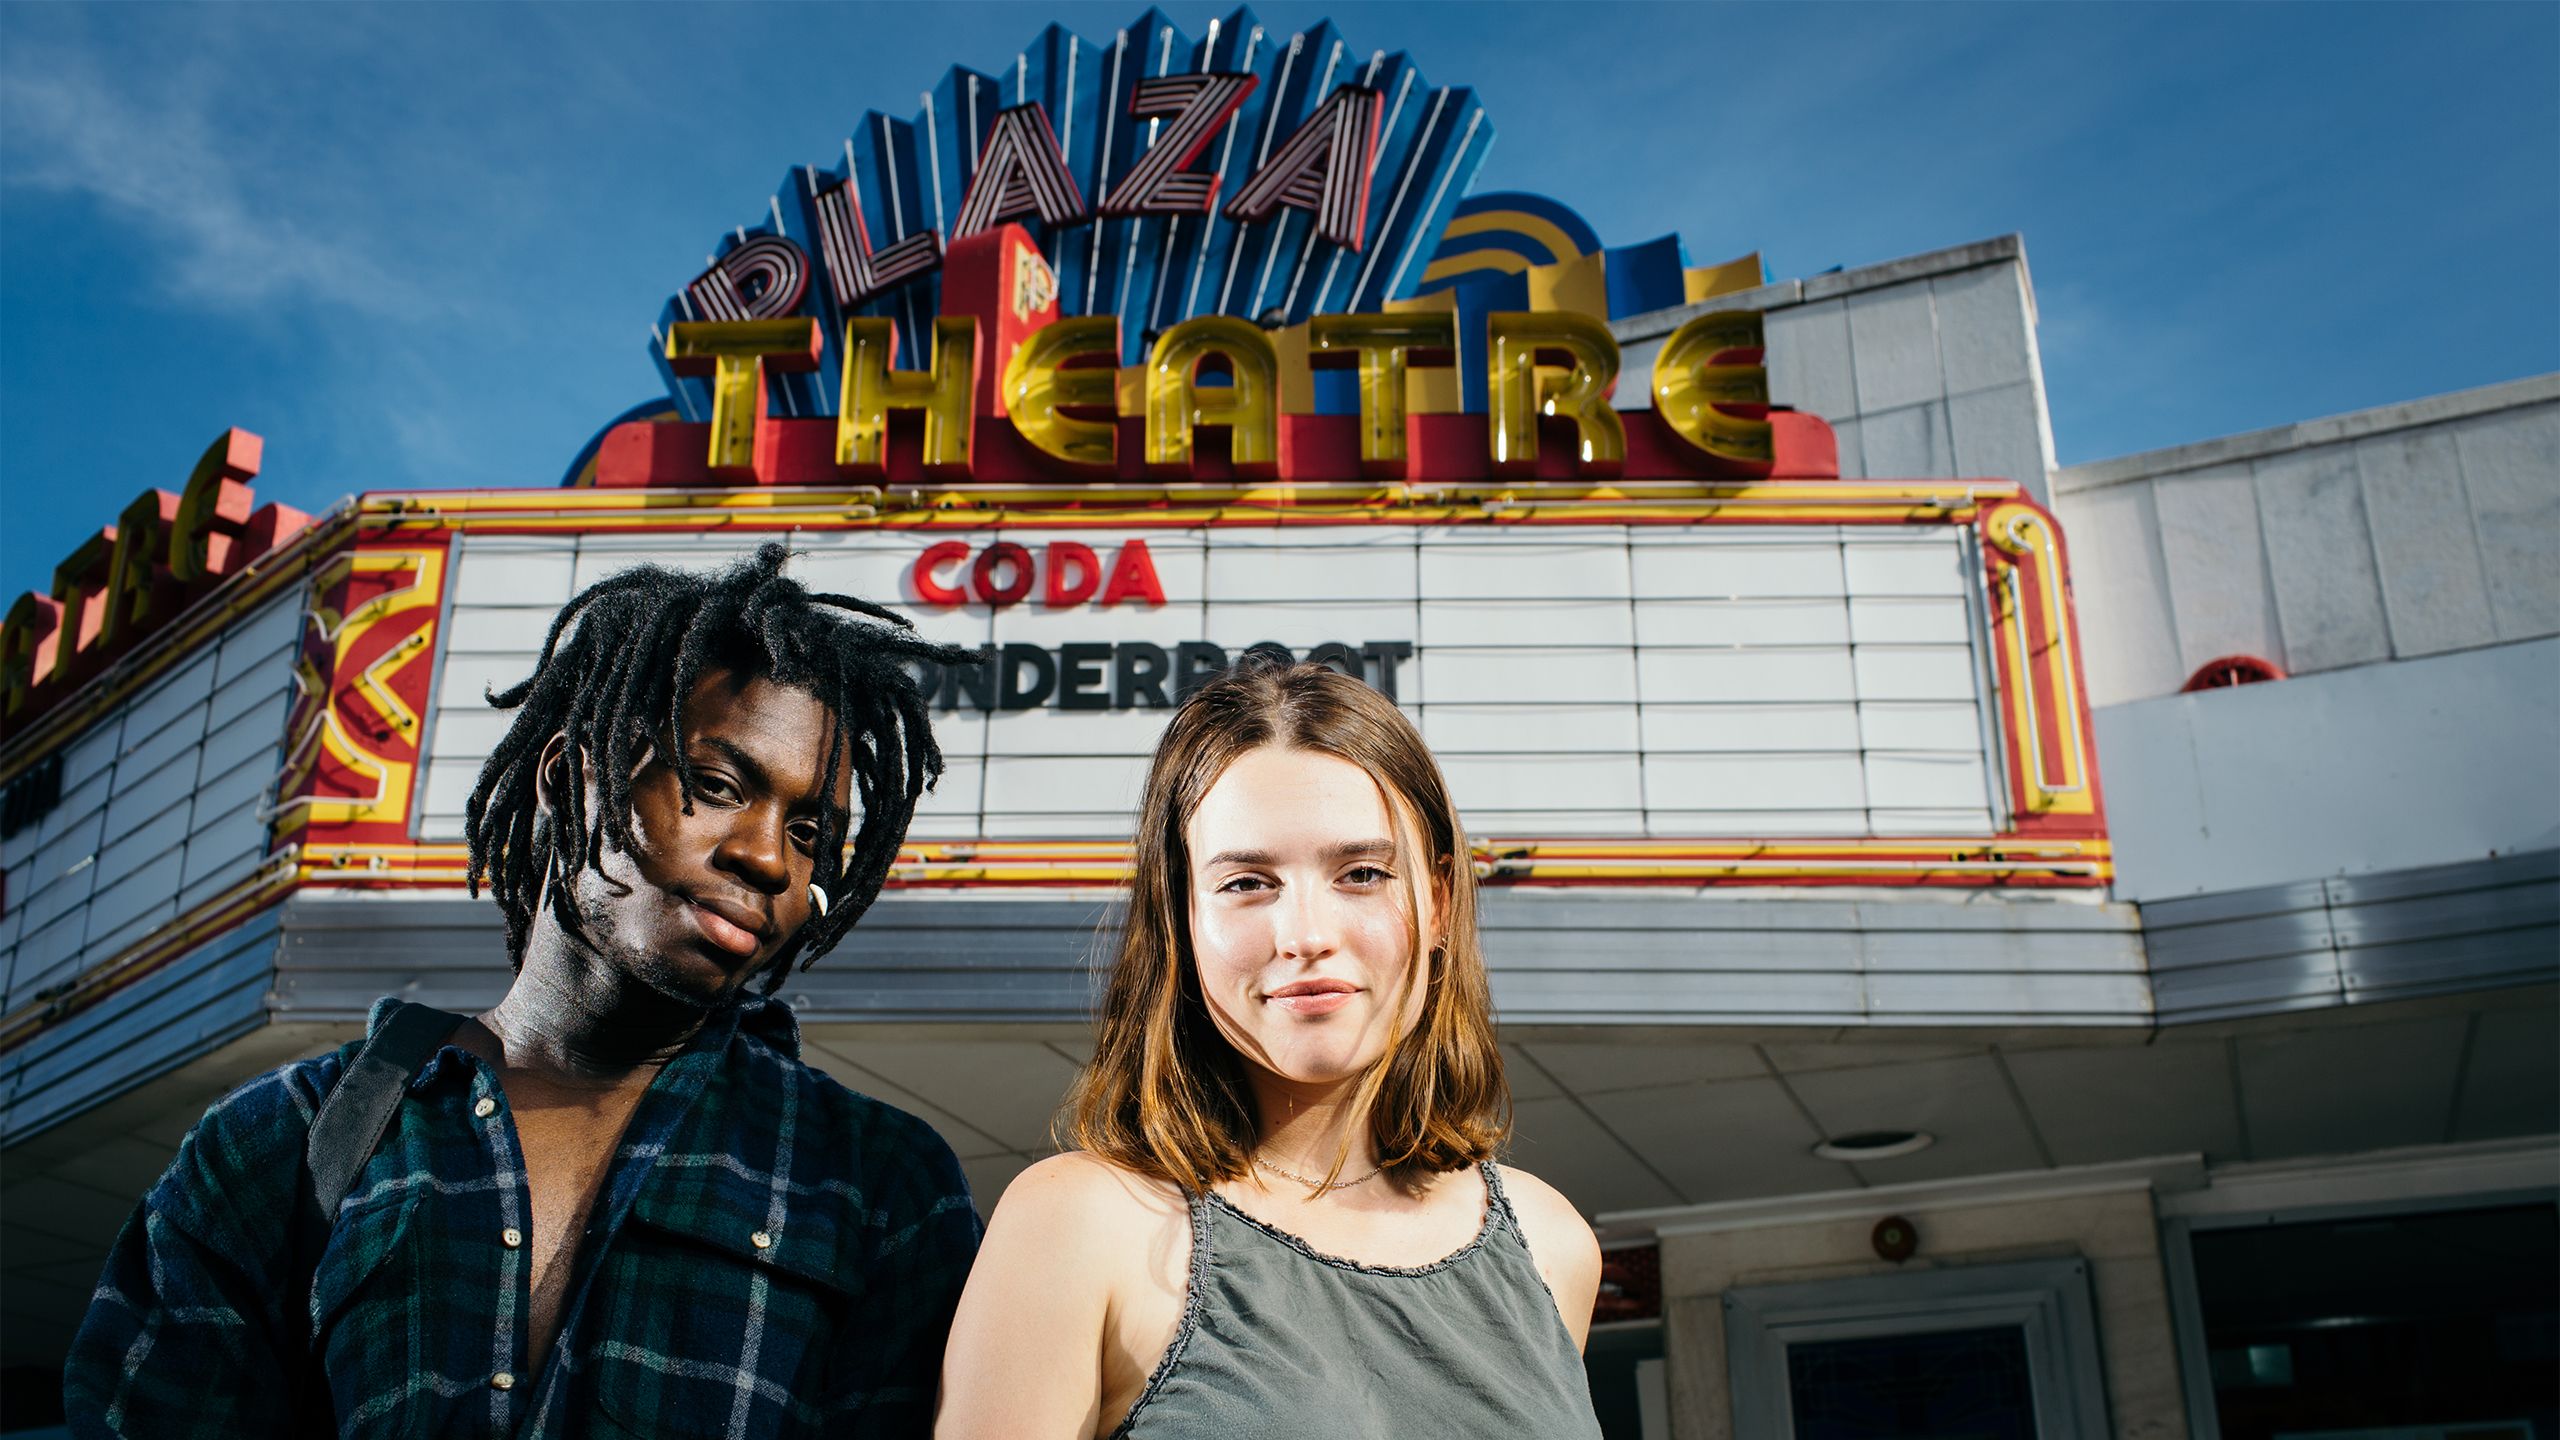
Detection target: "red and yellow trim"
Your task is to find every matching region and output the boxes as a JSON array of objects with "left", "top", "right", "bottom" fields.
[
  {"left": 271, "top": 543, "right": 448, "bottom": 848},
  {"left": 1980, "top": 500, "right": 2103, "bottom": 826},
  {"left": 291, "top": 836, "right": 2111, "bottom": 891},
  {"left": 341, "top": 479, "right": 2016, "bottom": 536}
]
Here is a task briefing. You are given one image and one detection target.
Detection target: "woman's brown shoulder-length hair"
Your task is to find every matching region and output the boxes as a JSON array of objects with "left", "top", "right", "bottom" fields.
[{"left": 1065, "top": 658, "right": 1509, "bottom": 1193}]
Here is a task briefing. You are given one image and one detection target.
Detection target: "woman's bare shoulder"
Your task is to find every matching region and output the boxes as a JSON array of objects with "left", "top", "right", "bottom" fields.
[
  {"left": 991, "top": 1152, "right": 1189, "bottom": 1242},
  {"left": 1495, "top": 1166, "right": 1600, "bottom": 1272}
]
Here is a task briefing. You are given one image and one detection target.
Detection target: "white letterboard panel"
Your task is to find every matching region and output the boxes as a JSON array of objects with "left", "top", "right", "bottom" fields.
[
  {"left": 416, "top": 525, "right": 2003, "bottom": 846},
  {"left": 0, "top": 592, "right": 299, "bottom": 1010}
]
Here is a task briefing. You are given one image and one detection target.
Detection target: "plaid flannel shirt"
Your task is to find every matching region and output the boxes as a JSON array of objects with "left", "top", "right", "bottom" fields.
[{"left": 66, "top": 995, "right": 981, "bottom": 1439}]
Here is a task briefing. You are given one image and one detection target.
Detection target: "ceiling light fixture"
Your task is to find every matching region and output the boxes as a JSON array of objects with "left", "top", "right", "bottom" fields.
[{"left": 1814, "top": 1130, "right": 1935, "bottom": 1162}]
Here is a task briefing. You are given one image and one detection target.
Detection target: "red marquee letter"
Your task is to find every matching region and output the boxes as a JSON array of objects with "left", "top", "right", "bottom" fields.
[
  {"left": 1044, "top": 541, "right": 1101, "bottom": 607},
  {"left": 972, "top": 542, "right": 1036, "bottom": 607},
  {"left": 913, "top": 541, "right": 970, "bottom": 605},
  {"left": 1098, "top": 539, "right": 1166, "bottom": 606}
]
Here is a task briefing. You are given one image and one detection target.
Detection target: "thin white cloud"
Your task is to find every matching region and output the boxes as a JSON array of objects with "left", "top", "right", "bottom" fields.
[{"left": 0, "top": 36, "right": 430, "bottom": 320}]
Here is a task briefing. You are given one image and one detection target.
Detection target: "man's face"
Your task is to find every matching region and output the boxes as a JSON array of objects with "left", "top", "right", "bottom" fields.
[{"left": 552, "top": 670, "right": 854, "bottom": 1007}]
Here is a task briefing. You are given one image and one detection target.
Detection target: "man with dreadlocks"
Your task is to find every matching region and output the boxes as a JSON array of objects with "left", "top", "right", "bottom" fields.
[{"left": 68, "top": 545, "right": 983, "bottom": 1439}]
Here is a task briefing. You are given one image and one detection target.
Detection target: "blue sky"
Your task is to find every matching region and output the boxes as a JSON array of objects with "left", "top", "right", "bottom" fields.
[{"left": 3, "top": 1, "right": 2553, "bottom": 591}]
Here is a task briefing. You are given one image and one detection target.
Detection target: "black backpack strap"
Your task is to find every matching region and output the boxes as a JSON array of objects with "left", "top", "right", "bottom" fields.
[
  {"left": 281, "top": 1001, "right": 464, "bottom": 1434},
  {"left": 300, "top": 1002, "right": 467, "bottom": 1243}
]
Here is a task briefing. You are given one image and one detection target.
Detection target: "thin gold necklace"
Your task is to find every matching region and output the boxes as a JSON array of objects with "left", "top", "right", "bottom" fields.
[{"left": 1253, "top": 1153, "right": 1384, "bottom": 1194}]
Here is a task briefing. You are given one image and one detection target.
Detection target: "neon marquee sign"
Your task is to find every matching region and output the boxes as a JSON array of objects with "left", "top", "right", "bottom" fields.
[
  {"left": 2, "top": 431, "right": 308, "bottom": 732},
  {"left": 651, "top": 9, "right": 1496, "bottom": 419},
  {"left": 605, "top": 7, "right": 1814, "bottom": 493}
]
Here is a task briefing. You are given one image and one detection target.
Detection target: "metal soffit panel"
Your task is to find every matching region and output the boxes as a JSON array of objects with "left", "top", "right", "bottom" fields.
[
  {"left": 270, "top": 891, "right": 2150, "bottom": 1027},
  {"left": 2142, "top": 850, "right": 2559, "bottom": 1022},
  {"left": 234, "top": 850, "right": 2560, "bottom": 1032}
]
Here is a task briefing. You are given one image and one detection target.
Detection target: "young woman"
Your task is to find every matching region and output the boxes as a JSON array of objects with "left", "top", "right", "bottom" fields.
[{"left": 937, "top": 660, "right": 1603, "bottom": 1439}]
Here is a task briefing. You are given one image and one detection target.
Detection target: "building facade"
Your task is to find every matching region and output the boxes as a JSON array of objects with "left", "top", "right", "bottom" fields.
[{"left": 2, "top": 11, "right": 2552, "bottom": 1438}]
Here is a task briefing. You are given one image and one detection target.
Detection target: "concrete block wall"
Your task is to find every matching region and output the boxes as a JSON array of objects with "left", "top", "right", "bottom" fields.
[
  {"left": 2052, "top": 375, "right": 2560, "bottom": 708},
  {"left": 1617, "top": 235, "right": 2059, "bottom": 504}
]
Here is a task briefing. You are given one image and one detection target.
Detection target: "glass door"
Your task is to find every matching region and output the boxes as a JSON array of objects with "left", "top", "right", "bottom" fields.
[
  {"left": 1726, "top": 1258, "right": 2111, "bottom": 1439},
  {"left": 1786, "top": 1323, "right": 2040, "bottom": 1439}
]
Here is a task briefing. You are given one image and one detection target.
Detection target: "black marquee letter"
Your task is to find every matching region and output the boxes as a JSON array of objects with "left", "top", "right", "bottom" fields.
[
  {"left": 1058, "top": 642, "right": 1112, "bottom": 710},
  {"left": 1115, "top": 642, "right": 1171, "bottom": 709},
  {"left": 1173, "top": 642, "right": 1228, "bottom": 702},
  {"left": 1304, "top": 641, "right": 1362, "bottom": 679},
  {"left": 938, "top": 645, "right": 996, "bottom": 712},
  {"left": 1360, "top": 640, "right": 1412, "bottom": 701},
  {"left": 998, "top": 643, "right": 1057, "bottom": 710}
]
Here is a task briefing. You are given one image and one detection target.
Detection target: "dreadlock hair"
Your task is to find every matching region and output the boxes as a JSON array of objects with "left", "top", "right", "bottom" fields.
[{"left": 465, "top": 542, "right": 972, "bottom": 993}]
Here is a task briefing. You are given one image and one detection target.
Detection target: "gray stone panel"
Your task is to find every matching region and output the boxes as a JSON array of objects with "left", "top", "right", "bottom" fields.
[
  {"left": 1947, "top": 383, "right": 2047, "bottom": 488},
  {"left": 1799, "top": 234, "right": 2025, "bottom": 305},
  {"left": 2453, "top": 406, "right": 2560, "bottom": 639},
  {"left": 1615, "top": 335, "right": 1660, "bottom": 412},
  {"left": 2056, "top": 375, "right": 2555, "bottom": 496},
  {"left": 1931, "top": 265, "right": 2035, "bottom": 398},
  {"left": 1828, "top": 417, "right": 1866, "bottom": 480},
  {"left": 1858, "top": 401, "right": 1953, "bottom": 479},
  {"left": 1762, "top": 298, "right": 1855, "bottom": 425},
  {"left": 2253, "top": 444, "right": 2392, "bottom": 673},
  {"left": 2099, "top": 643, "right": 2560, "bottom": 902},
  {"left": 2150, "top": 464, "right": 2286, "bottom": 674},
  {"left": 2054, "top": 481, "right": 2185, "bottom": 708},
  {"left": 1845, "top": 280, "right": 1943, "bottom": 415},
  {"left": 2355, "top": 427, "right": 2496, "bottom": 657}
]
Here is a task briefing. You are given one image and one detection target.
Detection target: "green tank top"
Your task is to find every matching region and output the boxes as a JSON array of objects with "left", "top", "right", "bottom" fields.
[{"left": 1110, "top": 1162, "right": 1605, "bottom": 1440}]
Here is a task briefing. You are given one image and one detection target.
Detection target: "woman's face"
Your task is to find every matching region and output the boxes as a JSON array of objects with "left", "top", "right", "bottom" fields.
[{"left": 1185, "top": 745, "right": 1436, "bottom": 1089}]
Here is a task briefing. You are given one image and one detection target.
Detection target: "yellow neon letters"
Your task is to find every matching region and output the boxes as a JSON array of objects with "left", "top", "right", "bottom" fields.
[
  {"left": 100, "top": 491, "right": 179, "bottom": 648},
  {"left": 1485, "top": 311, "right": 1623, "bottom": 473},
  {"left": 1652, "top": 310, "right": 1774, "bottom": 465},
  {"left": 1004, "top": 316, "right": 1120, "bottom": 468},
  {"left": 1145, "top": 317, "right": 1278, "bottom": 470},
  {"left": 838, "top": 317, "right": 978, "bottom": 471},
  {"left": 170, "top": 429, "right": 260, "bottom": 584},
  {"left": 1308, "top": 312, "right": 1456, "bottom": 473},
  {"left": 0, "top": 594, "right": 59, "bottom": 720},
  {"left": 46, "top": 531, "right": 114, "bottom": 687},
  {"left": 665, "top": 319, "right": 822, "bottom": 473}
]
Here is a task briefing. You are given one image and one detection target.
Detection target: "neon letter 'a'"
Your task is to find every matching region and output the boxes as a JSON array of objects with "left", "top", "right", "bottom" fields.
[
  {"left": 953, "top": 104, "right": 1087, "bottom": 237},
  {"left": 1223, "top": 85, "right": 1383, "bottom": 249}
]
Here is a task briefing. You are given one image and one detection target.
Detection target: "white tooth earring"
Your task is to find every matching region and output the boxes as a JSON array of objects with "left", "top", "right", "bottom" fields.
[{"left": 808, "top": 884, "right": 831, "bottom": 918}]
